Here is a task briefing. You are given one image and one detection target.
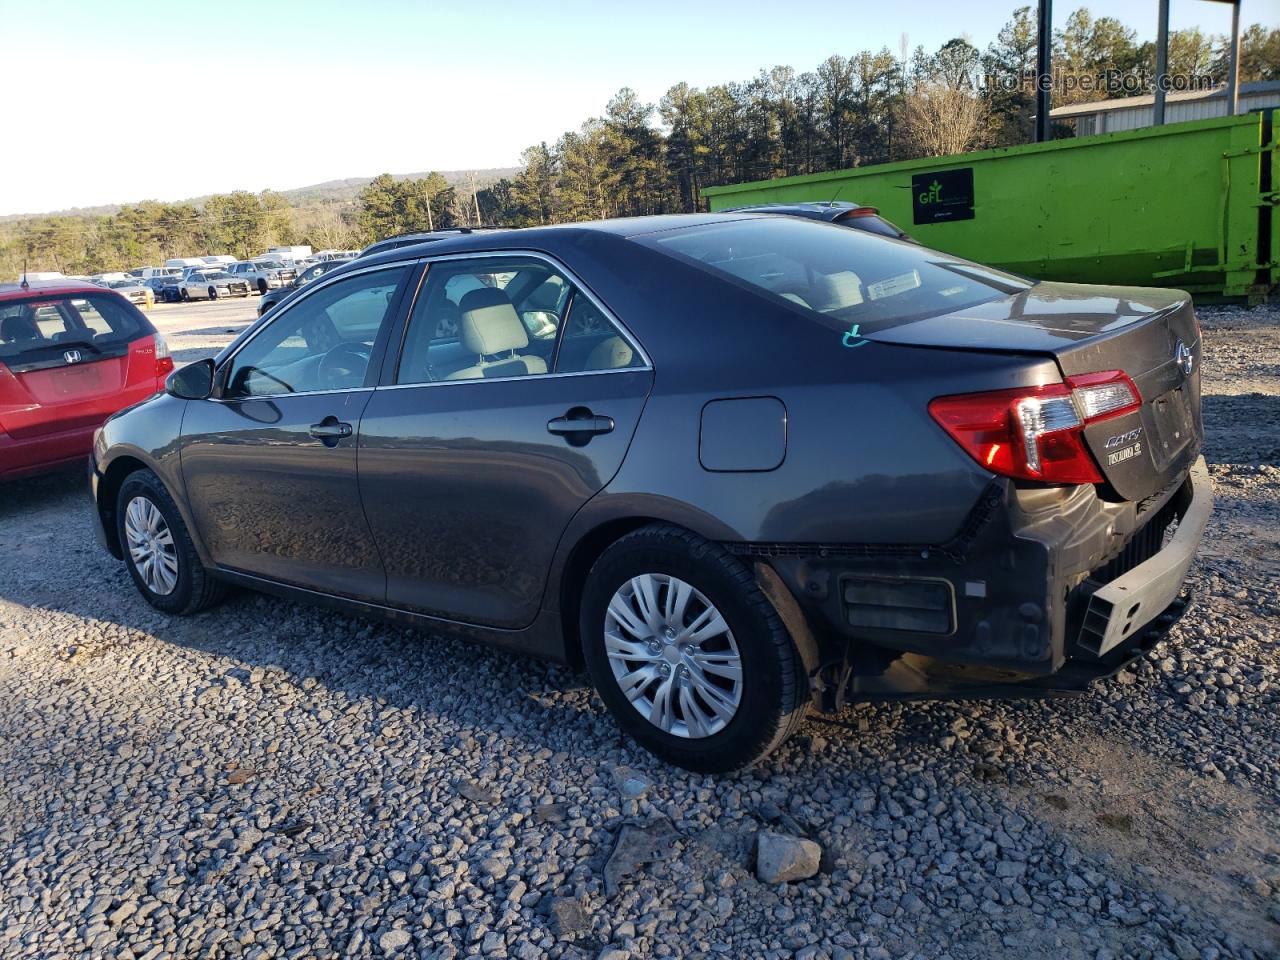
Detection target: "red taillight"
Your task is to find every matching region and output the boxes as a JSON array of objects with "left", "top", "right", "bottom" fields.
[
  {"left": 929, "top": 371, "right": 1140, "bottom": 485},
  {"left": 153, "top": 333, "right": 174, "bottom": 377}
]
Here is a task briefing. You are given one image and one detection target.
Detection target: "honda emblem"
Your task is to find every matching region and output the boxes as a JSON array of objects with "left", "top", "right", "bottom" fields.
[{"left": 63, "top": 349, "right": 82, "bottom": 364}]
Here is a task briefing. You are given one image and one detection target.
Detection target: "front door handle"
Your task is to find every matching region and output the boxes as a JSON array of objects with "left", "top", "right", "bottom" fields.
[
  {"left": 547, "top": 408, "right": 615, "bottom": 445},
  {"left": 309, "top": 417, "right": 353, "bottom": 446}
]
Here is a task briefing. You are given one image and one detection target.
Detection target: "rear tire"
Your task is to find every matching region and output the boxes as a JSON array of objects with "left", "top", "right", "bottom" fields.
[
  {"left": 580, "top": 524, "right": 808, "bottom": 773},
  {"left": 117, "top": 469, "right": 226, "bottom": 615},
  {"left": 258, "top": 278, "right": 268, "bottom": 295},
  {"left": 179, "top": 288, "right": 189, "bottom": 302},
  {"left": 208, "top": 286, "right": 218, "bottom": 301}
]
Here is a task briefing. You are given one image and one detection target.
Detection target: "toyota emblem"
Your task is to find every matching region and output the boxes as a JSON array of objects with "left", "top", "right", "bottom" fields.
[
  {"left": 1174, "top": 340, "right": 1194, "bottom": 376},
  {"left": 63, "top": 349, "right": 82, "bottom": 364}
]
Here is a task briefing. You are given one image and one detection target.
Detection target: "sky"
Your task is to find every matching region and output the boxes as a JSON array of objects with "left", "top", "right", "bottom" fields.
[{"left": 2, "top": 0, "right": 1276, "bottom": 216}]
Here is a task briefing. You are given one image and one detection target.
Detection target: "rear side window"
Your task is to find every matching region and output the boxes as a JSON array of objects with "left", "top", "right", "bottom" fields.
[
  {"left": 639, "top": 217, "right": 1029, "bottom": 334},
  {"left": 0, "top": 294, "right": 148, "bottom": 362}
]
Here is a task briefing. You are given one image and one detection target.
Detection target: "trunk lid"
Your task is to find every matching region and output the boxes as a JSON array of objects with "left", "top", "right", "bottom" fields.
[
  {"left": 0, "top": 337, "right": 153, "bottom": 439},
  {"left": 870, "top": 281, "right": 1203, "bottom": 501}
]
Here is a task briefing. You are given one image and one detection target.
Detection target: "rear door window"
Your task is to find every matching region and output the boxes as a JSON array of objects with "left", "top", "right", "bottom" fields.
[{"left": 395, "top": 257, "right": 642, "bottom": 384}]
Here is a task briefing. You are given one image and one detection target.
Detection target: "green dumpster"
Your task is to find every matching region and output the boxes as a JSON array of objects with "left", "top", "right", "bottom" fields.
[{"left": 703, "top": 111, "right": 1278, "bottom": 300}]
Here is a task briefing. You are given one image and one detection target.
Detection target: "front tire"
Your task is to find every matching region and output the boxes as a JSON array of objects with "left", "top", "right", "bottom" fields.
[
  {"left": 117, "top": 469, "right": 226, "bottom": 615},
  {"left": 257, "top": 278, "right": 268, "bottom": 295},
  {"left": 179, "top": 288, "right": 189, "bottom": 302},
  {"left": 208, "top": 286, "right": 218, "bottom": 301},
  {"left": 581, "top": 524, "right": 808, "bottom": 773}
]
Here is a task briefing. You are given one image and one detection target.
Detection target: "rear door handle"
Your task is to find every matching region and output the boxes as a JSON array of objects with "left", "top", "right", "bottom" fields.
[
  {"left": 309, "top": 417, "right": 353, "bottom": 445},
  {"left": 547, "top": 412, "right": 615, "bottom": 438}
]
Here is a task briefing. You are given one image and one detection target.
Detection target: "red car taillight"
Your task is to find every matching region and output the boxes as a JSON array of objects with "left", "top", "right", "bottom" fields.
[
  {"left": 153, "top": 333, "right": 174, "bottom": 378},
  {"left": 928, "top": 371, "right": 1141, "bottom": 485}
]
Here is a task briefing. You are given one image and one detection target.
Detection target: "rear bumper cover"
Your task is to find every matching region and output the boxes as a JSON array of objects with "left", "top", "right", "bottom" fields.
[
  {"left": 1077, "top": 458, "right": 1211, "bottom": 656},
  {"left": 0, "top": 423, "right": 97, "bottom": 480},
  {"left": 739, "top": 456, "right": 1212, "bottom": 703}
]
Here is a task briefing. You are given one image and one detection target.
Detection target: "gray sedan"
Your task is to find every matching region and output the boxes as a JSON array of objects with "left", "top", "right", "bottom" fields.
[{"left": 89, "top": 214, "right": 1210, "bottom": 771}]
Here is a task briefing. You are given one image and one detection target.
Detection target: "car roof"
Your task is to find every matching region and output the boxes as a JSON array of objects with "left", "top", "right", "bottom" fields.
[
  {"left": 353, "top": 214, "right": 770, "bottom": 269},
  {"left": 0, "top": 279, "right": 121, "bottom": 302}
]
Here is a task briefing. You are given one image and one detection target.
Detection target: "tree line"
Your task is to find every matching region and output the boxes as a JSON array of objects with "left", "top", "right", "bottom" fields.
[{"left": 3, "top": 6, "right": 1275, "bottom": 278}]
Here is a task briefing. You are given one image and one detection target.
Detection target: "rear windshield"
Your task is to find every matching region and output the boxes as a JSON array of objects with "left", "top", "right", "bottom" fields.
[
  {"left": 0, "top": 294, "right": 149, "bottom": 361},
  {"left": 639, "top": 217, "right": 1029, "bottom": 334}
]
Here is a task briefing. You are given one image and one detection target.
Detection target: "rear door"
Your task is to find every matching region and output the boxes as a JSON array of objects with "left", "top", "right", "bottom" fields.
[
  {"left": 179, "top": 263, "right": 415, "bottom": 601},
  {"left": 358, "top": 253, "right": 653, "bottom": 628},
  {"left": 0, "top": 294, "right": 157, "bottom": 439}
]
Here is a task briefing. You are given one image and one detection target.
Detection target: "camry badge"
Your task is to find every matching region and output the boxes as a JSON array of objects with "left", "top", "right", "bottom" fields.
[
  {"left": 1174, "top": 340, "right": 1194, "bottom": 376},
  {"left": 63, "top": 349, "right": 82, "bottom": 364}
]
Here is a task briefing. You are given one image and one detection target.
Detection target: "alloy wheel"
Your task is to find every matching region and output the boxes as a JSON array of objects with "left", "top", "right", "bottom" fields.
[
  {"left": 604, "top": 573, "right": 743, "bottom": 739},
  {"left": 124, "top": 496, "right": 179, "bottom": 595}
]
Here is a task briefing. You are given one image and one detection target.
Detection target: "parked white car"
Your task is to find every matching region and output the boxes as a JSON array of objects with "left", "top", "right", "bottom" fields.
[
  {"left": 104, "top": 277, "right": 155, "bottom": 307},
  {"left": 176, "top": 269, "right": 251, "bottom": 301},
  {"left": 227, "top": 259, "right": 297, "bottom": 294}
]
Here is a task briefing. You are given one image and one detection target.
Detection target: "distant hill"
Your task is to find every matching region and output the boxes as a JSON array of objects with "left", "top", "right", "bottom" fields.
[{"left": 0, "top": 168, "right": 521, "bottom": 221}]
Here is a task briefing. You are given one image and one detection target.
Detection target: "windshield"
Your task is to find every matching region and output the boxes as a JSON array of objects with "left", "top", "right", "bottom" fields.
[
  {"left": 255, "top": 260, "right": 286, "bottom": 269},
  {"left": 639, "top": 217, "right": 1029, "bottom": 334},
  {"left": 0, "top": 294, "right": 147, "bottom": 362}
]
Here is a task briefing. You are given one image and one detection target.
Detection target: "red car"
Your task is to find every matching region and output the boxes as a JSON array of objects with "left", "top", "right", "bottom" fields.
[{"left": 0, "top": 280, "right": 173, "bottom": 481}]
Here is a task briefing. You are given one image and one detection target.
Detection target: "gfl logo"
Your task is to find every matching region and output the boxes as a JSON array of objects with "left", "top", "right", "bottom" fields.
[{"left": 918, "top": 180, "right": 943, "bottom": 205}]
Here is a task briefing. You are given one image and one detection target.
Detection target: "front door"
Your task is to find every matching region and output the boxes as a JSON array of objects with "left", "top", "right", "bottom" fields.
[
  {"left": 358, "top": 254, "right": 653, "bottom": 628},
  {"left": 180, "top": 263, "right": 415, "bottom": 601}
]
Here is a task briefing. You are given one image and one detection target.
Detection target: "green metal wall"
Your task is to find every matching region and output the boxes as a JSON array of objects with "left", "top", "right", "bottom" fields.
[{"left": 703, "top": 112, "right": 1278, "bottom": 299}]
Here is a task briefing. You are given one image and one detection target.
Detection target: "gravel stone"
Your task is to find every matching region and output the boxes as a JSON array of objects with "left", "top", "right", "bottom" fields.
[{"left": 756, "top": 831, "right": 822, "bottom": 884}]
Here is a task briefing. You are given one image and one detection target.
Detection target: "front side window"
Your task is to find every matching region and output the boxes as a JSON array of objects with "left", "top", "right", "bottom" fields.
[
  {"left": 223, "top": 265, "right": 409, "bottom": 397},
  {"left": 395, "top": 257, "right": 640, "bottom": 384},
  {"left": 639, "top": 216, "right": 1028, "bottom": 334}
]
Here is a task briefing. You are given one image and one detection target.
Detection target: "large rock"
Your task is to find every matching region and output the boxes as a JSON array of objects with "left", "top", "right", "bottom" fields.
[{"left": 755, "top": 830, "right": 821, "bottom": 884}]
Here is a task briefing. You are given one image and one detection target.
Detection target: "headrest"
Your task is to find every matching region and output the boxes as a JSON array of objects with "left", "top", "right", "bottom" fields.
[
  {"left": 585, "top": 335, "right": 634, "bottom": 370},
  {"left": 1, "top": 314, "right": 40, "bottom": 343},
  {"left": 458, "top": 287, "right": 528, "bottom": 356}
]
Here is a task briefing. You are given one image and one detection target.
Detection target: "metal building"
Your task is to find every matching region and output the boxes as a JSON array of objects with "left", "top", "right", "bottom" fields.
[{"left": 1052, "top": 81, "right": 1280, "bottom": 137}]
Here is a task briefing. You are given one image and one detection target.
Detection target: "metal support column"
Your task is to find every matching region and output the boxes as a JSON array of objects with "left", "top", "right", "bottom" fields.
[
  {"left": 1154, "top": 0, "right": 1170, "bottom": 126},
  {"left": 1035, "top": 0, "right": 1052, "bottom": 142},
  {"left": 1226, "top": 0, "right": 1241, "bottom": 116}
]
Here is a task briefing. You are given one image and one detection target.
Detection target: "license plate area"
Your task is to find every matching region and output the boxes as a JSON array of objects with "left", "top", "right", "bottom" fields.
[{"left": 1147, "top": 387, "right": 1193, "bottom": 470}]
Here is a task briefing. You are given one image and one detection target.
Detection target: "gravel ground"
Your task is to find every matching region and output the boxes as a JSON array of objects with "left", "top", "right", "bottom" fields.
[{"left": 1, "top": 301, "right": 1277, "bottom": 960}]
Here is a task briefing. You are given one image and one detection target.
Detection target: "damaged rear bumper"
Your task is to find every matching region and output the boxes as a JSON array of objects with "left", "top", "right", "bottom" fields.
[{"left": 737, "top": 456, "right": 1212, "bottom": 708}]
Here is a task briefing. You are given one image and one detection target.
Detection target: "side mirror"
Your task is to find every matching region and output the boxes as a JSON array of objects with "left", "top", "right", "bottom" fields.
[
  {"left": 521, "top": 310, "right": 560, "bottom": 339},
  {"left": 166, "top": 358, "right": 215, "bottom": 400}
]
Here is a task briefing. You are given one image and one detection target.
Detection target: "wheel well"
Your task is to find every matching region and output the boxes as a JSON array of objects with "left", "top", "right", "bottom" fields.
[
  {"left": 558, "top": 516, "right": 661, "bottom": 670},
  {"left": 96, "top": 456, "right": 149, "bottom": 559},
  {"left": 557, "top": 518, "right": 822, "bottom": 703}
]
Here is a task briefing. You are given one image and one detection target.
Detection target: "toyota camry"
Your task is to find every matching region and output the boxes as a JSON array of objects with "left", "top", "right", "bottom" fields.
[{"left": 89, "top": 214, "right": 1211, "bottom": 771}]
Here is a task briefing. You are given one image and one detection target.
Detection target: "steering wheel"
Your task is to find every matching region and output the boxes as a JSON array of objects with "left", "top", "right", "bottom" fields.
[{"left": 316, "top": 341, "right": 371, "bottom": 390}]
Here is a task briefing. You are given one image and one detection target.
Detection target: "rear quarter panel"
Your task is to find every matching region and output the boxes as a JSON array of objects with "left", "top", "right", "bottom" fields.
[
  {"left": 597, "top": 343, "right": 1060, "bottom": 546},
  {"left": 533, "top": 232, "right": 1064, "bottom": 548}
]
